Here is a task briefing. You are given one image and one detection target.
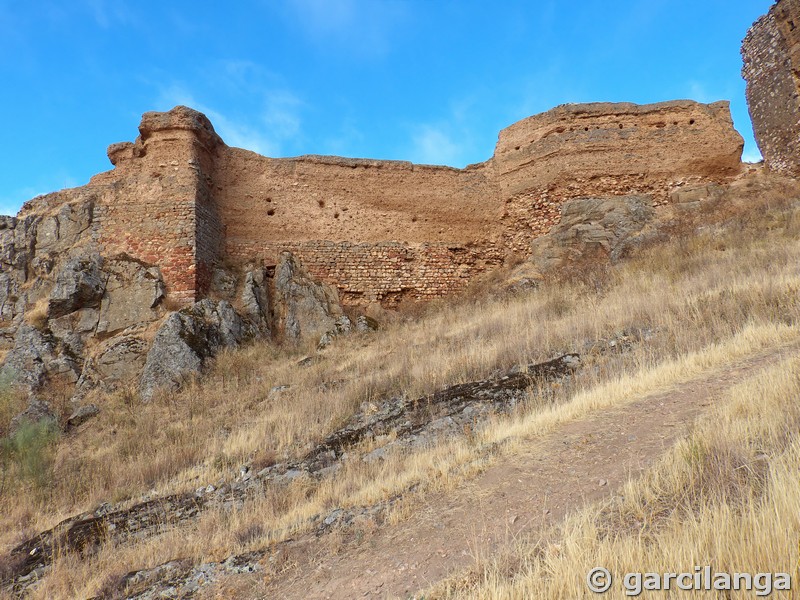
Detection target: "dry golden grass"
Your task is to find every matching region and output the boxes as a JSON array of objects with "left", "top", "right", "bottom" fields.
[
  {"left": 433, "top": 355, "right": 800, "bottom": 599},
  {"left": 21, "top": 299, "right": 48, "bottom": 331},
  {"left": 2, "top": 181, "right": 799, "bottom": 598}
]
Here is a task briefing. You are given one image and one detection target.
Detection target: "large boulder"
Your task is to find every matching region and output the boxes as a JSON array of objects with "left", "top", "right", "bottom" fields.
[
  {"left": 273, "top": 252, "right": 344, "bottom": 343},
  {"left": 48, "top": 254, "right": 105, "bottom": 319},
  {"left": 240, "top": 268, "right": 271, "bottom": 336},
  {"left": 0, "top": 324, "right": 80, "bottom": 392},
  {"left": 96, "top": 256, "right": 164, "bottom": 336},
  {"left": 73, "top": 335, "right": 149, "bottom": 400},
  {"left": 8, "top": 397, "right": 57, "bottom": 436},
  {"left": 139, "top": 300, "right": 252, "bottom": 401},
  {"left": 528, "top": 195, "right": 656, "bottom": 271}
]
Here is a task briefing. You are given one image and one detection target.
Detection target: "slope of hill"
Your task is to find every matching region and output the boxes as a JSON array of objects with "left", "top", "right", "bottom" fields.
[{"left": 1, "top": 169, "right": 798, "bottom": 599}]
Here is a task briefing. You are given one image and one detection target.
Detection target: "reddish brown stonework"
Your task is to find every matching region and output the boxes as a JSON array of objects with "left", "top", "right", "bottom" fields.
[
  {"left": 16, "top": 101, "right": 744, "bottom": 307},
  {"left": 742, "top": 0, "right": 800, "bottom": 175}
]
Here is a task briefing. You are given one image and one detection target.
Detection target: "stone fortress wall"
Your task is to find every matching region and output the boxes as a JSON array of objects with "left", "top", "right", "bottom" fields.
[
  {"left": 19, "top": 99, "right": 746, "bottom": 308},
  {"left": 742, "top": 0, "right": 800, "bottom": 175}
]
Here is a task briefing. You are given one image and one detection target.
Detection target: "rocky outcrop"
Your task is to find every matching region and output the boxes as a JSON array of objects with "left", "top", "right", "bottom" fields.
[
  {"left": 272, "top": 252, "right": 344, "bottom": 343},
  {"left": 73, "top": 336, "right": 149, "bottom": 401},
  {"left": 139, "top": 299, "right": 251, "bottom": 401},
  {"left": 527, "top": 195, "right": 656, "bottom": 272},
  {"left": 48, "top": 255, "right": 105, "bottom": 319},
  {"left": 0, "top": 208, "right": 349, "bottom": 404},
  {"left": 742, "top": 0, "right": 800, "bottom": 174},
  {"left": 1, "top": 352, "right": 580, "bottom": 595},
  {"left": 96, "top": 257, "right": 164, "bottom": 336},
  {"left": 240, "top": 268, "right": 271, "bottom": 336},
  {"left": 0, "top": 325, "right": 80, "bottom": 393},
  {"left": 8, "top": 398, "right": 57, "bottom": 436},
  {"left": 65, "top": 403, "right": 100, "bottom": 430}
]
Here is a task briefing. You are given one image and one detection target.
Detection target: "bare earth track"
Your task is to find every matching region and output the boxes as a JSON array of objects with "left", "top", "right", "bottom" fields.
[{"left": 255, "top": 339, "right": 800, "bottom": 600}]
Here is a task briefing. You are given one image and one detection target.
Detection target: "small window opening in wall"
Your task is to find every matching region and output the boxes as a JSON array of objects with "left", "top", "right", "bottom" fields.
[
  {"left": 689, "top": 119, "right": 695, "bottom": 125},
  {"left": 584, "top": 127, "right": 589, "bottom": 131},
  {"left": 317, "top": 199, "right": 325, "bottom": 208},
  {"left": 618, "top": 123, "right": 623, "bottom": 129},
  {"left": 515, "top": 146, "right": 520, "bottom": 151},
  {"left": 673, "top": 121, "right": 678, "bottom": 126},
  {"left": 266, "top": 197, "right": 272, "bottom": 203},
  {"left": 789, "top": 20, "right": 796, "bottom": 30},
  {"left": 266, "top": 208, "right": 275, "bottom": 216},
  {"left": 411, "top": 216, "right": 418, "bottom": 222},
  {"left": 334, "top": 212, "right": 340, "bottom": 219}
]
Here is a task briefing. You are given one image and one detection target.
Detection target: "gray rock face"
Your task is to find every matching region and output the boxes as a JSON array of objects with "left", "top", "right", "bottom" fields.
[
  {"left": 0, "top": 324, "right": 80, "bottom": 392},
  {"left": 529, "top": 195, "right": 656, "bottom": 271},
  {"left": 139, "top": 300, "right": 252, "bottom": 401},
  {"left": 73, "top": 335, "right": 149, "bottom": 400},
  {"left": 273, "top": 252, "right": 343, "bottom": 343},
  {"left": 33, "top": 201, "right": 94, "bottom": 254},
  {"left": 9, "top": 397, "right": 57, "bottom": 436},
  {"left": 240, "top": 269, "right": 270, "bottom": 335},
  {"left": 317, "top": 315, "right": 354, "bottom": 350},
  {"left": 65, "top": 403, "right": 100, "bottom": 430},
  {"left": 355, "top": 315, "right": 379, "bottom": 333},
  {"left": 48, "top": 254, "right": 105, "bottom": 319},
  {"left": 0, "top": 219, "right": 340, "bottom": 402},
  {"left": 96, "top": 256, "right": 164, "bottom": 336},
  {"left": 0, "top": 215, "right": 36, "bottom": 323}
]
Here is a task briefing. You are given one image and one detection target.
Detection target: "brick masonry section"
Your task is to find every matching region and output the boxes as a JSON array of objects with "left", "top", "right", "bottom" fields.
[{"left": 227, "top": 240, "right": 505, "bottom": 306}]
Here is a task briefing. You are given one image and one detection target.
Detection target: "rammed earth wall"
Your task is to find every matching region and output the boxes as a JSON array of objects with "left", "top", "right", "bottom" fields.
[{"left": 17, "top": 100, "right": 744, "bottom": 307}]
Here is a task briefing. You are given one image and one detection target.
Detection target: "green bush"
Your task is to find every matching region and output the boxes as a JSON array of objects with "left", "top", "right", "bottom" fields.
[
  {"left": 0, "top": 372, "right": 26, "bottom": 438},
  {"left": 0, "top": 418, "right": 60, "bottom": 493}
]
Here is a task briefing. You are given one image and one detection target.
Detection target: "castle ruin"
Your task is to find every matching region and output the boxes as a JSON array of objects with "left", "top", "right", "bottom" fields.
[
  {"left": 742, "top": 0, "right": 800, "bottom": 174},
  {"left": 18, "top": 100, "right": 743, "bottom": 308}
]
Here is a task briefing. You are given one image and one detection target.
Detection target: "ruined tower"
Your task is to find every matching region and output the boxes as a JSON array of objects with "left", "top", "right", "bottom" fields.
[{"left": 742, "top": 0, "right": 800, "bottom": 174}]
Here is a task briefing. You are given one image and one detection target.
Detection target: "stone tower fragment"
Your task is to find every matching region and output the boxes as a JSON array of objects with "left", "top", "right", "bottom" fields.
[{"left": 742, "top": 0, "right": 800, "bottom": 173}]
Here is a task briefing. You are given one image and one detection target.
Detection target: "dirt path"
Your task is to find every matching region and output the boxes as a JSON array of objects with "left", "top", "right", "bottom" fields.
[{"left": 253, "top": 340, "right": 800, "bottom": 600}]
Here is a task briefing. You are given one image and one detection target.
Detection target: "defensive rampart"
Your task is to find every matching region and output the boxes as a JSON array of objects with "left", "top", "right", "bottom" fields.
[{"left": 17, "top": 100, "right": 744, "bottom": 306}]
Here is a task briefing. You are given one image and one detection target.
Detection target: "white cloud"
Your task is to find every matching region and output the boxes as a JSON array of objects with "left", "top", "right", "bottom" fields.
[
  {"left": 409, "top": 126, "right": 462, "bottom": 166},
  {"left": 82, "top": 0, "right": 137, "bottom": 29},
  {"left": 285, "top": 0, "right": 407, "bottom": 58},
  {"left": 321, "top": 117, "right": 366, "bottom": 156},
  {"left": 261, "top": 90, "right": 303, "bottom": 140},
  {"left": 0, "top": 181, "right": 74, "bottom": 217},
  {"left": 157, "top": 82, "right": 305, "bottom": 157}
]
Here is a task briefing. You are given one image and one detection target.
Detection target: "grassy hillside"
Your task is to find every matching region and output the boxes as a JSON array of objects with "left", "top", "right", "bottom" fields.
[{"left": 1, "top": 173, "right": 799, "bottom": 598}]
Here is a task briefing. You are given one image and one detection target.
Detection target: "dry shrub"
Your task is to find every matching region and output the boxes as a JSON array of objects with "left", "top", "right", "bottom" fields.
[{"left": 22, "top": 298, "right": 49, "bottom": 330}]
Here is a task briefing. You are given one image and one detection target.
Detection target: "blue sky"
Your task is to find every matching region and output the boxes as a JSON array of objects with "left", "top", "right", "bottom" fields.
[{"left": 0, "top": 0, "right": 772, "bottom": 216}]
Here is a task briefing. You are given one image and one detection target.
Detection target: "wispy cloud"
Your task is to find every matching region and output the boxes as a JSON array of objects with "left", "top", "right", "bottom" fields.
[
  {"left": 158, "top": 86, "right": 279, "bottom": 156},
  {"left": 82, "top": 0, "right": 137, "bottom": 29},
  {"left": 156, "top": 62, "right": 307, "bottom": 157},
  {"left": 0, "top": 175, "right": 79, "bottom": 216},
  {"left": 284, "top": 0, "right": 408, "bottom": 58},
  {"left": 321, "top": 117, "right": 366, "bottom": 157},
  {"left": 405, "top": 94, "right": 488, "bottom": 167},
  {"left": 409, "top": 125, "right": 463, "bottom": 166}
]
